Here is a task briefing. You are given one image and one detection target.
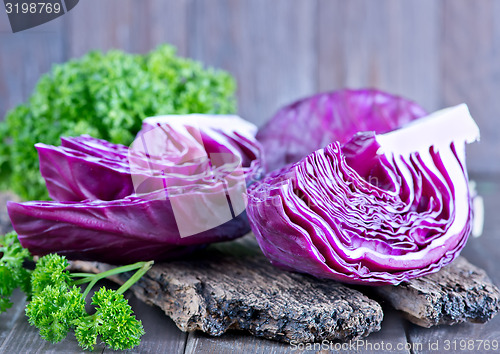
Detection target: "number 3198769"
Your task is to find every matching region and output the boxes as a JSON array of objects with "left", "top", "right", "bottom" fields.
[{"left": 5, "top": 2, "right": 61, "bottom": 14}]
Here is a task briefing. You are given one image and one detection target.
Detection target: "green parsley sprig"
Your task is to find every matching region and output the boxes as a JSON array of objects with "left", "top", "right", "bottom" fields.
[
  {"left": 26, "top": 253, "right": 153, "bottom": 351},
  {"left": 0, "top": 231, "right": 32, "bottom": 312}
]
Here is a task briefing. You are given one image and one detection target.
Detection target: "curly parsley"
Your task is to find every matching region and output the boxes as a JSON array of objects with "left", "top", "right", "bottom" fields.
[
  {"left": 0, "top": 44, "right": 236, "bottom": 200},
  {"left": 26, "top": 253, "right": 153, "bottom": 350},
  {"left": 0, "top": 231, "right": 31, "bottom": 312}
]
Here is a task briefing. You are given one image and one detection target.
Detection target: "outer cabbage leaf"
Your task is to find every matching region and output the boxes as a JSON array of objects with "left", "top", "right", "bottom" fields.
[
  {"left": 36, "top": 142, "right": 134, "bottom": 201},
  {"left": 257, "top": 89, "right": 427, "bottom": 172},
  {"left": 7, "top": 190, "right": 250, "bottom": 264},
  {"left": 247, "top": 104, "right": 479, "bottom": 285},
  {"left": 8, "top": 115, "right": 264, "bottom": 264}
]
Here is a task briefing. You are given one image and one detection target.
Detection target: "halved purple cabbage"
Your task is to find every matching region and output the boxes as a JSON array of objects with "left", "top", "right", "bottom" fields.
[
  {"left": 248, "top": 104, "right": 479, "bottom": 285},
  {"left": 257, "top": 89, "right": 427, "bottom": 172},
  {"left": 8, "top": 115, "right": 264, "bottom": 264}
]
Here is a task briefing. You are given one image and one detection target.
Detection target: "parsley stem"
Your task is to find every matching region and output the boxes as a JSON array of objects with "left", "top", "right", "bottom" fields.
[
  {"left": 79, "top": 261, "right": 152, "bottom": 299},
  {"left": 70, "top": 273, "right": 96, "bottom": 277},
  {"left": 116, "top": 261, "right": 154, "bottom": 295}
]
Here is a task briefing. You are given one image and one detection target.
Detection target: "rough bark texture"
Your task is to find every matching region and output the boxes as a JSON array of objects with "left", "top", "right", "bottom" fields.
[
  {"left": 71, "top": 235, "right": 383, "bottom": 343},
  {"left": 374, "top": 256, "right": 500, "bottom": 327}
]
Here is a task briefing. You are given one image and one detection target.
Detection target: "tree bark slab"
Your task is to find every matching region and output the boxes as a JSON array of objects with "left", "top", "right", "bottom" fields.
[
  {"left": 71, "top": 235, "right": 383, "bottom": 343},
  {"left": 374, "top": 256, "right": 500, "bottom": 327}
]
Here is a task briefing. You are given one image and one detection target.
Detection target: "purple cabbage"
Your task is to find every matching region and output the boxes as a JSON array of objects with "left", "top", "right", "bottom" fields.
[
  {"left": 248, "top": 103, "right": 479, "bottom": 285},
  {"left": 257, "top": 89, "right": 427, "bottom": 172},
  {"left": 8, "top": 115, "right": 264, "bottom": 264},
  {"left": 8, "top": 190, "right": 250, "bottom": 264}
]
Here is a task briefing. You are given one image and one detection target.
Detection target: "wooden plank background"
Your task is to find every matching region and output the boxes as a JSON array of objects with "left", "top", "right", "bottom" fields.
[{"left": 0, "top": 0, "right": 498, "bottom": 176}]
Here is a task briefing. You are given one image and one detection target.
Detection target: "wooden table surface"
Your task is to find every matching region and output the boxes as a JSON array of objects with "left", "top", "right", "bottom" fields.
[{"left": 1, "top": 176, "right": 499, "bottom": 354}]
